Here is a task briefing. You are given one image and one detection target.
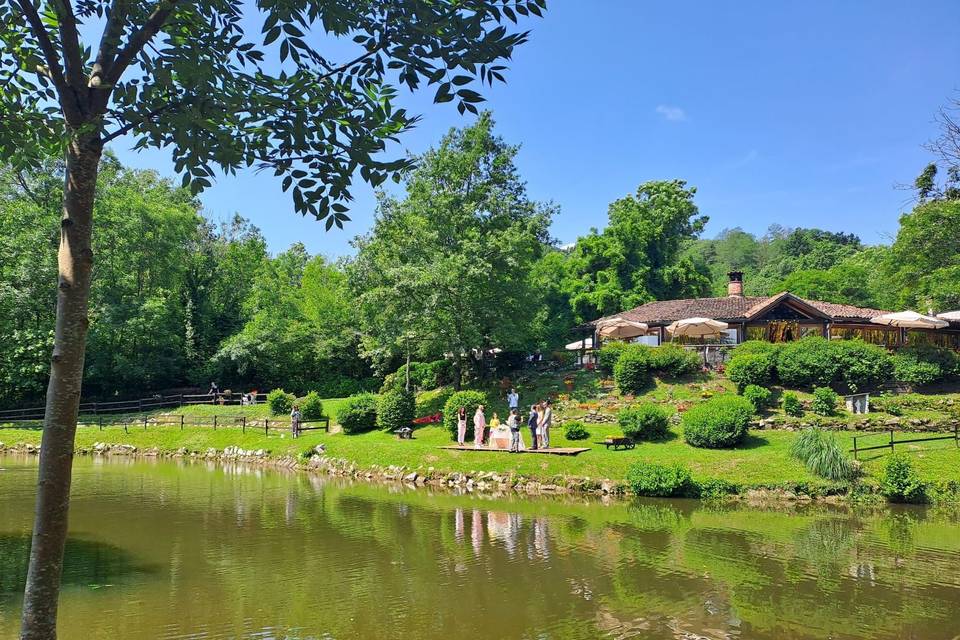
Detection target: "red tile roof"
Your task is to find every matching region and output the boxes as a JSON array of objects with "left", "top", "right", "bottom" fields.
[{"left": 596, "top": 293, "right": 892, "bottom": 326}]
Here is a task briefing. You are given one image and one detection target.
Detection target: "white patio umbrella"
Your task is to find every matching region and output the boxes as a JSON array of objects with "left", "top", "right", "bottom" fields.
[
  {"left": 870, "top": 311, "right": 948, "bottom": 329},
  {"left": 666, "top": 317, "right": 729, "bottom": 339},
  {"left": 596, "top": 317, "right": 649, "bottom": 339},
  {"left": 936, "top": 311, "right": 960, "bottom": 322},
  {"left": 564, "top": 337, "right": 594, "bottom": 351}
]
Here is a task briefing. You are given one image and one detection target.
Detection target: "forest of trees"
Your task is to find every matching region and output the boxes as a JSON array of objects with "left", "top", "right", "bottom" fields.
[{"left": 2, "top": 110, "right": 958, "bottom": 407}]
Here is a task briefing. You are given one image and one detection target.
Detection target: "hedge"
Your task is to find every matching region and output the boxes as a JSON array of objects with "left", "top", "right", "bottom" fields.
[
  {"left": 377, "top": 388, "right": 416, "bottom": 432},
  {"left": 267, "top": 389, "right": 296, "bottom": 416},
  {"left": 442, "top": 390, "right": 489, "bottom": 442},
  {"left": 298, "top": 391, "right": 324, "bottom": 421},
  {"left": 618, "top": 403, "right": 669, "bottom": 441},
  {"left": 741, "top": 384, "right": 772, "bottom": 412},
  {"left": 614, "top": 348, "right": 651, "bottom": 394},
  {"left": 682, "top": 394, "right": 753, "bottom": 448},
  {"left": 597, "top": 341, "right": 631, "bottom": 375},
  {"left": 626, "top": 461, "right": 694, "bottom": 497},
  {"left": 338, "top": 393, "right": 379, "bottom": 434},
  {"left": 647, "top": 343, "right": 701, "bottom": 377},
  {"left": 727, "top": 353, "right": 776, "bottom": 391}
]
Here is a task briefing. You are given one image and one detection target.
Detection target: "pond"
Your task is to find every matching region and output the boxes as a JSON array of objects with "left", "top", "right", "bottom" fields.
[{"left": 1, "top": 455, "right": 959, "bottom": 639}]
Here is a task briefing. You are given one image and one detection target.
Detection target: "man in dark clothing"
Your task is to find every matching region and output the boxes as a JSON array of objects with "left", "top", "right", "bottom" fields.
[{"left": 527, "top": 404, "right": 539, "bottom": 450}]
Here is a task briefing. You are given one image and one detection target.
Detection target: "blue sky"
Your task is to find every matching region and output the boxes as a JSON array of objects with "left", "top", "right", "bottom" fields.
[{"left": 108, "top": 1, "right": 960, "bottom": 256}]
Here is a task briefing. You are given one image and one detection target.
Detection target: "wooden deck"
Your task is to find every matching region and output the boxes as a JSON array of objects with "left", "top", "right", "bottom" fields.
[{"left": 439, "top": 445, "right": 590, "bottom": 456}]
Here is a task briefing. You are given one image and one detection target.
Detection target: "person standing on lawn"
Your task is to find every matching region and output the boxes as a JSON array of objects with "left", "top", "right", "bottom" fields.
[
  {"left": 507, "top": 408, "right": 521, "bottom": 452},
  {"left": 473, "top": 405, "right": 487, "bottom": 448},
  {"left": 507, "top": 388, "right": 519, "bottom": 414},
  {"left": 539, "top": 400, "right": 553, "bottom": 449},
  {"left": 290, "top": 405, "right": 302, "bottom": 439},
  {"left": 457, "top": 406, "right": 468, "bottom": 446},
  {"left": 527, "top": 404, "right": 539, "bottom": 450}
]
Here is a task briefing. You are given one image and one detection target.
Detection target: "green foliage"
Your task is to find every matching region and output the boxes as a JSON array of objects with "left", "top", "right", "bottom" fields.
[
  {"left": 889, "top": 199, "right": 960, "bottom": 311},
  {"left": 810, "top": 387, "right": 838, "bottom": 416},
  {"left": 298, "top": 392, "right": 325, "bottom": 421},
  {"left": 880, "top": 454, "right": 927, "bottom": 503},
  {"left": 618, "top": 403, "right": 670, "bottom": 441},
  {"left": 776, "top": 337, "right": 891, "bottom": 392},
  {"left": 613, "top": 347, "right": 651, "bottom": 394},
  {"left": 892, "top": 344, "right": 960, "bottom": 387},
  {"left": 727, "top": 353, "right": 776, "bottom": 391},
  {"left": 695, "top": 477, "right": 738, "bottom": 500},
  {"left": 383, "top": 360, "right": 454, "bottom": 392},
  {"left": 442, "top": 390, "right": 489, "bottom": 442},
  {"left": 377, "top": 389, "right": 416, "bottom": 432},
  {"left": 597, "top": 341, "right": 630, "bottom": 376},
  {"left": 782, "top": 392, "right": 803, "bottom": 417},
  {"left": 741, "top": 384, "right": 772, "bottom": 412},
  {"left": 682, "top": 394, "right": 753, "bottom": 449},
  {"left": 563, "top": 421, "right": 590, "bottom": 441},
  {"left": 338, "top": 394, "right": 379, "bottom": 435},
  {"left": 267, "top": 389, "right": 296, "bottom": 416},
  {"left": 789, "top": 428, "right": 858, "bottom": 482},
  {"left": 625, "top": 461, "right": 694, "bottom": 498},
  {"left": 647, "top": 343, "right": 701, "bottom": 377},
  {"left": 731, "top": 340, "right": 781, "bottom": 357}
]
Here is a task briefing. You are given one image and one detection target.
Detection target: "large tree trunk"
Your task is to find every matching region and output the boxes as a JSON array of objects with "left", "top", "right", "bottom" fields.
[{"left": 19, "top": 132, "right": 102, "bottom": 640}]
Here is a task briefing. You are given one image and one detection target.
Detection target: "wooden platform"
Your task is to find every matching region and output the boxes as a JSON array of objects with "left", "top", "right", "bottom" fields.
[{"left": 439, "top": 445, "right": 590, "bottom": 456}]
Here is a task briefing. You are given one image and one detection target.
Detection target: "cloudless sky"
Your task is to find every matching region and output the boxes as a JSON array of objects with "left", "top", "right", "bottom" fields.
[{"left": 108, "top": 1, "right": 960, "bottom": 257}]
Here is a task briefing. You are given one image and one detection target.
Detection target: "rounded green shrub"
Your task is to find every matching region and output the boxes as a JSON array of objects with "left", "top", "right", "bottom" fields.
[
  {"left": 618, "top": 403, "right": 669, "bottom": 441},
  {"left": 597, "top": 341, "right": 630, "bottom": 375},
  {"left": 377, "top": 388, "right": 415, "bottom": 432},
  {"left": 647, "top": 343, "right": 700, "bottom": 377},
  {"left": 727, "top": 353, "right": 775, "bottom": 391},
  {"left": 442, "top": 390, "right": 489, "bottom": 442},
  {"left": 731, "top": 340, "right": 780, "bottom": 357},
  {"left": 563, "top": 421, "right": 590, "bottom": 441},
  {"left": 880, "top": 453, "right": 926, "bottom": 503},
  {"left": 810, "top": 386, "right": 838, "bottom": 416},
  {"left": 339, "top": 393, "right": 379, "bottom": 434},
  {"left": 832, "top": 339, "right": 893, "bottom": 392},
  {"left": 892, "top": 356, "right": 943, "bottom": 387},
  {"left": 892, "top": 345, "right": 959, "bottom": 387},
  {"left": 695, "top": 477, "right": 738, "bottom": 500},
  {"left": 777, "top": 337, "right": 892, "bottom": 391},
  {"left": 742, "top": 384, "right": 772, "bottom": 412},
  {"left": 298, "top": 391, "right": 325, "bottom": 421},
  {"left": 614, "top": 347, "right": 651, "bottom": 394},
  {"left": 782, "top": 391, "right": 803, "bottom": 417},
  {"left": 682, "top": 394, "right": 753, "bottom": 448},
  {"left": 626, "top": 461, "right": 694, "bottom": 497},
  {"left": 267, "top": 388, "right": 296, "bottom": 416}
]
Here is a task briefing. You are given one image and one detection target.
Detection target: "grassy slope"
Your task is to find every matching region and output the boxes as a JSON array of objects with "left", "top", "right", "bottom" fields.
[{"left": 3, "top": 370, "right": 959, "bottom": 490}]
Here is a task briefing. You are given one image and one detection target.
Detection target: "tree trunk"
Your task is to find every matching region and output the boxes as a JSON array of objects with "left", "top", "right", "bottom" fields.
[
  {"left": 19, "top": 132, "right": 102, "bottom": 640},
  {"left": 452, "top": 353, "right": 463, "bottom": 390}
]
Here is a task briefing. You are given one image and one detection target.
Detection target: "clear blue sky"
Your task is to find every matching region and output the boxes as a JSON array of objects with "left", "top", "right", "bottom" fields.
[{"left": 108, "top": 1, "right": 960, "bottom": 256}]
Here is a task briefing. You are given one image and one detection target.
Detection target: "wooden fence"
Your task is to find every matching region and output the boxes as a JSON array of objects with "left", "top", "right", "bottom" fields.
[
  {"left": 2, "top": 412, "right": 328, "bottom": 435},
  {"left": 850, "top": 426, "right": 959, "bottom": 459},
  {"left": 0, "top": 392, "right": 268, "bottom": 423}
]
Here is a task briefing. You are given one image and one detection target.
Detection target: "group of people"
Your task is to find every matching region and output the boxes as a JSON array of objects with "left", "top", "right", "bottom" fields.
[{"left": 456, "top": 388, "right": 553, "bottom": 452}]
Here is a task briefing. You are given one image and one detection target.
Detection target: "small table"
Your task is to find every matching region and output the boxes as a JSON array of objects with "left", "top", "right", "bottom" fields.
[{"left": 597, "top": 437, "right": 635, "bottom": 451}]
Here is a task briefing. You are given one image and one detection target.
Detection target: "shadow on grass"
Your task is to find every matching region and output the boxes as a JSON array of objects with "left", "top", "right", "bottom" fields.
[{"left": 739, "top": 433, "right": 771, "bottom": 449}]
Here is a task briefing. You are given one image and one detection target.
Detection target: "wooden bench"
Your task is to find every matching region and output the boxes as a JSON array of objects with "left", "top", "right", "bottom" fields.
[
  {"left": 394, "top": 427, "right": 413, "bottom": 440},
  {"left": 597, "top": 437, "right": 635, "bottom": 451}
]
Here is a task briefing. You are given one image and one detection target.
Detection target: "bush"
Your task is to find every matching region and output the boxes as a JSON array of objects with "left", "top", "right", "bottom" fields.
[
  {"left": 789, "top": 428, "right": 858, "bottom": 481},
  {"left": 647, "top": 343, "right": 700, "bottom": 377},
  {"left": 810, "top": 386, "right": 838, "bottom": 416},
  {"left": 742, "top": 384, "right": 772, "bottom": 412},
  {"left": 298, "top": 391, "right": 325, "bottom": 421},
  {"left": 695, "top": 477, "right": 738, "bottom": 500},
  {"left": 614, "top": 347, "right": 651, "bottom": 394},
  {"left": 339, "top": 393, "right": 379, "bottom": 434},
  {"left": 777, "top": 337, "right": 892, "bottom": 392},
  {"left": 267, "top": 388, "right": 296, "bottom": 416},
  {"left": 731, "top": 340, "right": 780, "bottom": 357},
  {"left": 626, "top": 461, "right": 694, "bottom": 497},
  {"left": 442, "top": 390, "right": 489, "bottom": 442},
  {"left": 782, "top": 392, "right": 803, "bottom": 417},
  {"left": 682, "top": 394, "right": 753, "bottom": 448},
  {"left": 832, "top": 339, "right": 893, "bottom": 392},
  {"left": 892, "top": 345, "right": 960, "bottom": 387},
  {"left": 597, "top": 341, "right": 630, "bottom": 375},
  {"left": 618, "top": 403, "right": 670, "bottom": 441},
  {"left": 563, "top": 421, "right": 590, "bottom": 441},
  {"left": 727, "top": 353, "right": 775, "bottom": 391},
  {"left": 880, "top": 453, "right": 927, "bottom": 503},
  {"left": 377, "top": 388, "right": 415, "bottom": 432}
]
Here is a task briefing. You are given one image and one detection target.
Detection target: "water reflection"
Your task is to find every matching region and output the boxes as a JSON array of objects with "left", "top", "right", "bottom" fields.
[{"left": 0, "top": 456, "right": 959, "bottom": 640}]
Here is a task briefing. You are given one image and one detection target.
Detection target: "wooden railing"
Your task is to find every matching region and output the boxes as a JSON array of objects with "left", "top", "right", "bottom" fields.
[
  {"left": 0, "top": 392, "right": 268, "bottom": 423},
  {"left": 2, "top": 412, "right": 328, "bottom": 435},
  {"left": 850, "top": 427, "right": 959, "bottom": 459}
]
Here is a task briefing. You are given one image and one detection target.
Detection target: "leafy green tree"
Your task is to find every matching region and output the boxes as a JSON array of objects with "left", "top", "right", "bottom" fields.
[
  {"left": 0, "top": 0, "right": 539, "bottom": 634},
  {"left": 889, "top": 199, "right": 960, "bottom": 311},
  {"left": 350, "top": 113, "right": 554, "bottom": 387},
  {"left": 564, "top": 180, "right": 710, "bottom": 319}
]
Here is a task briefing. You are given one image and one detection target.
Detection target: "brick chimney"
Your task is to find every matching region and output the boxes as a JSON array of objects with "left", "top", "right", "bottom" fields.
[{"left": 727, "top": 270, "right": 744, "bottom": 297}]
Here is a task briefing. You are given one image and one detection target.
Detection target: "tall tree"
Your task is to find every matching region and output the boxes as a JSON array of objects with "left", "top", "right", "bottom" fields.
[
  {"left": 563, "top": 180, "right": 710, "bottom": 319},
  {"left": 0, "top": 0, "right": 540, "bottom": 635},
  {"left": 889, "top": 199, "right": 960, "bottom": 312},
  {"left": 350, "top": 113, "right": 554, "bottom": 387}
]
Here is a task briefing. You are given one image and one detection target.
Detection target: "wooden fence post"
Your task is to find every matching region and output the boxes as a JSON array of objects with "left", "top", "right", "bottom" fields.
[
  {"left": 181, "top": 415, "right": 185, "bottom": 431},
  {"left": 213, "top": 415, "right": 217, "bottom": 431},
  {"left": 242, "top": 416, "right": 246, "bottom": 434},
  {"left": 889, "top": 429, "right": 895, "bottom": 453},
  {"left": 264, "top": 418, "right": 269, "bottom": 435},
  {"left": 852, "top": 436, "right": 858, "bottom": 460},
  {"left": 143, "top": 416, "right": 147, "bottom": 430},
  {"left": 123, "top": 420, "right": 128, "bottom": 434}
]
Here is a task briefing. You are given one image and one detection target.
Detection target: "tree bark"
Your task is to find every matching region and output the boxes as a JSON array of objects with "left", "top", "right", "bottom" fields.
[{"left": 19, "top": 132, "right": 102, "bottom": 640}]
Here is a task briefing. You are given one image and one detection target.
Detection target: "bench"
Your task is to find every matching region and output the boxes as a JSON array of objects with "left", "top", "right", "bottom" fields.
[
  {"left": 597, "top": 437, "right": 635, "bottom": 451},
  {"left": 394, "top": 427, "right": 413, "bottom": 440}
]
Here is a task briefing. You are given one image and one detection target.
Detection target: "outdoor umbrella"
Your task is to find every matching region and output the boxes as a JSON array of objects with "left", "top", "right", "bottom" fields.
[
  {"left": 666, "top": 317, "right": 729, "bottom": 339},
  {"left": 564, "top": 337, "right": 594, "bottom": 351},
  {"left": 936, "top": 311, "right": 960, "bottom": 322},
  {"left": 870, "top": 311, "right": 948, "bottom": 329},
  {"left": 596, "top": 317, "right": 649, "bottom": 339}
]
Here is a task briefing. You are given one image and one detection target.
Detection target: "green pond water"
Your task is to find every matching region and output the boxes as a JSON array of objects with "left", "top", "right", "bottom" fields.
[{"left": 1, "top": 456, "right": 959, "bottom": 639}]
